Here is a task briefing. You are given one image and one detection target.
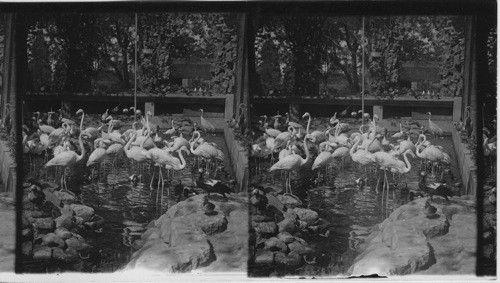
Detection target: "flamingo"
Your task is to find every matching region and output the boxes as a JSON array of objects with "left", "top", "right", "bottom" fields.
[
  {"left": 285, "top": 112, "right": 304, "bottom": 129},
  {"left": 199, "top": 109, "right": 215, "bottom": 133},
  {"left": 164, "top": 120, "right": 176, "bottom": 136},
  {"left": 164, "top": 133, "right": 189, "bottom": 153},
  {"left": 388, "top": 149, "right": 416, "bottom": 183},
  {"left": 312, "top": 145, "right": 335, "bottom": 185},
  {"left": 47, "top": 123, "right": 69, "bottom": 148},
  {"left": 86, "top": 140, "right": 108, "bottom": 185},
  {"left": 190, "top": 131, "right": 224, "bottom": 177},
  {"left": 303, "top": 112, "right": 327, "bottom": 143},
  {"left": 274, "top": 126, "right": 296, "bottom": 151},
  {"left": 263, "top": 122, "right": 282, "bottom": 138},
  {"left": 45, "top": 109, "right": 85, "bottom": 192},
  {"left": 427, "top": 112, "right": 443, "bottom": 137},
  {"left": 392, "top": 123, "right": 404, "bottom": 139},
  {"left": 350, "top": 135, "right": 376, "bottom": 178},
  {"left": 101, "top": 109, "right": 109, "bottom": 122},
  {"left": 415, "top": 134, "right": 450, "bottom": 177},
  {"left": 269, "top": 134, "right": 315, "bottom": 197}
]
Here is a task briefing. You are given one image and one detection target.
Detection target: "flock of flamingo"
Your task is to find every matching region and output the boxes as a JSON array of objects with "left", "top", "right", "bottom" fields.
[
  {"left": 251, "top": 108, "right": 457, "bottom": 207},
  {"left": 22, "top": 106, "right": 229, "bottom": 213}
]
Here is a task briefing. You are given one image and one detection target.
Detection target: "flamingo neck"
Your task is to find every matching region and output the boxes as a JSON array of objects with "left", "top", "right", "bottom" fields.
[
  {"left": 350, "top": 138, "right": 361, "bottom": 156},
  {"left": 306, "top": 115, "right": 311, "bottom": 134},
  {"left": 76, "top": 133, "right": 85, "bottom": 161},
  {"left": 178, "top": 148, "right": 187, "bottom": 169},
  {"left": 403, "top": 150, "right": 412, "bottom": 172},
  {"left": 302, "top": 136, "right": 311, "bottom": 165}
]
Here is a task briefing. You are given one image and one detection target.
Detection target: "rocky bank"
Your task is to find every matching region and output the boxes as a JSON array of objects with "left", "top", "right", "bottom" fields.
[
  {"left": 21, "top": 181, "right": 103, "bottom": 266},
  {"left": 348, "top": 196, "right": 476, "bottom": 276},
  {"left": 126, "top": 193, "right": 248, "bottom": 273}
]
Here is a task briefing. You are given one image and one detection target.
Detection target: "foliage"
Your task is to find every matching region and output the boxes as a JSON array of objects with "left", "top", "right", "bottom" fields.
[
  {"left": 254, "top": 15, "right": 467, "bottom": 99},
  {"left": 25, "top": 13, "right": 238, "bottom": 94},
  {"left": 207, "top": 13, "right": 238, "bottom": 94}
]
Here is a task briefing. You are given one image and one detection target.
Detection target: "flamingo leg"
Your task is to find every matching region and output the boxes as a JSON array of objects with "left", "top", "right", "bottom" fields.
[{"left": 150, "top": 170, "right": 156, "bottom": 189}]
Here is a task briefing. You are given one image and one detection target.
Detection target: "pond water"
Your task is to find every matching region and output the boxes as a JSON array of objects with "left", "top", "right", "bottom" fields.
[
  {"left": 22, "top": 126, "right": 235, "bottom": 273},
  {"left": 249, "top": 126, "right": 461, "bottom": 277}
]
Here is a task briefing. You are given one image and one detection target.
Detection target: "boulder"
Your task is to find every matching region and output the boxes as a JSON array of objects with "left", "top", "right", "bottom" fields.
[
  {"left": 60, "top": 205, "right": 75, "bottom": 216},
  {"left": 277, "top": 232, "right": 295, "bottom": 244},
  {"left": 52, "top": 247, "right": 78, "bottom": 263},
  {"left": 254, "top": 221, "right": 278, "bottom": 235},
  {"left": 54, "top": 191, "right": 77, "bottom": 205},
  {"left": 54, "top": 228, "right": 73, "bottom": 240},
  {"left": 32, "top": 217, "right": 55, "bottom": 231},
  {"left": 277, "top": 195, "right": 302, "bottom": 209},
  {"left": 293, "top": 208, "right": 319, "bottom": 226},
  {"left": 264, "top": 237, "right": 288, "bottom": 252},
  {"left": 21, "top": 241, "right": 33, "bottom": 258},
  {"left": 65, "top": 236, "right": 90, "bottom": 251},
  {"left": 54, "top": 214, "right": 74, "bottom": 230},
  {"left": 69, "top": 204, "right": 95, "bottom": 222},
  {"left": 278, "top": 218, "right": 297, "bottom": 234},
  {"left": 254, "top": 250, "right": 274, "bottom": 265},
  {"left": 43, "top": 189, "right": 62, "bottom": 208},
  {"left": 21, "top": 228, "right": 33, "bottom": 240},
  {"left": 33, "top": 246, "right": 53, "bottom": 261},
  {"left": 21, "top": 215, "right": 30, "bottom": 229},
  {"left": 24, "top": 210, "right": 50, "bottom": 219},
  {"left": 275, "top": 251, "right": 301, "bottom": 267},
  {"left": 196, "top": 213, "right": 228, "bottom": 235},
  {"left": 287, "top": 241, "right": 314, "bottom": 255}
]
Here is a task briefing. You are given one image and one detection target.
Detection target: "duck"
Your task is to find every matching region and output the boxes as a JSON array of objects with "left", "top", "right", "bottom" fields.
[
  {"left": 418, "top": 171, "right": 454, "bottom": 203},
  {"left": 174, "top": 180, "right": 184, "bottom": 196},
  {"left": 424, "top": 199, "right": 437, "bottom": 218},
  {"left": 355, "top": 177, "right": 367, "bottom": 190},
  {"left": 195, "top": 171, "right": 235, "bottom": 200},
  {"left": 250, "top": 187, "right": 268, "bottom": 209},
  {"left": 201, "top": 195, "right": 217, "bottom": 215}
]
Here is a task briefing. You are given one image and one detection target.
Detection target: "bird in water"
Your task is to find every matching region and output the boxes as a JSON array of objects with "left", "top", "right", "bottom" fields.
[
  {"left": 129, "top": 174, "right": 141, "bottom": 186},
  {"left": 355, "top": 177, "right": 367, "bottom": 190},
  {"left": 199, "top": 109, "right": 215, "bottom": 133},
  {"left": 196, "top": 169, "right": 235, "bottom": 200},
  {"left": 201, "top": 195, "right": 217, "bottom": 215},
  {"left": 424, "top": 199, "right": 438, "bottom": 218},
  {"left": 418, "top": 171, "right": 454, "bottom": 203}
]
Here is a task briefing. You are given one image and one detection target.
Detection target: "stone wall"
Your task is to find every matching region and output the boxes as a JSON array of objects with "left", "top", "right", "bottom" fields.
[{"left": 223, "top": 125, "right": 248, "bottom": 193}]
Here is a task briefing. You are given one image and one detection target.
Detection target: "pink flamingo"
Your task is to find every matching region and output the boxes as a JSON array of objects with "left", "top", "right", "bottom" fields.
[
  {"left": 45, "top": 109, "right": 85, "bottom": 192},
  {"left": 269, "top": 134, "right": 315, "bottom": 197}
]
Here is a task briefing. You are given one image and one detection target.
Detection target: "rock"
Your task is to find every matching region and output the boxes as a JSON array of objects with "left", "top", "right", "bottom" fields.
[
  {"left": 42, "top": 233, "right": 57, "bottom": 245},
  {"left": 264, "top": 237, "right": 288, "bottom": 252},
  {"left": 287, "top": 241, "right": 314, "bottom": 255},
  {"left": 277, "top": 232, "right": 295, "bottom": 244},
  {"left": 54, "top": 191, "right": 77, "bottom": 205},
  {"left": 293, "top": 208, "right": 319, "bottom": 226},
  {"left": 84, "top": 214, "right": 104, "bottom": 229},
  {"left": 74, "top": 216, "right": 84, "bottom": 226},
  {"left": 21, "top": 241, "right": 33, "bottom": 258},
  {"left": 141, "top": 228, "right": 160, "bottom": 243},
  {"left": 251, "top": 213, "right": 274, "bottom": 223},
  {"left": 54, "top": 228, "right": 73, "bottom": 240},
  {"left": 60, "top": 205, "right": 75, "bottom": 216},
  {"left": 69, "top": 204, "right": 95, "bottom": 222},
  {"left": 21, "top": 215, "right": 30, "bottom": 229},
  {"left": 65, "top": 236, "right": 90, "bottom": 251},
  {"left": 54, "top": 214, "right": 74, "bottom": 230},
  {"left": 43, "top": 189, "right": 62, "bottom": 208},
  {"left": 32, "top": 217, "right": 55, "bottom": 231},
  {"left": 22, "top": 228, "right": 33, "bottom": 240},
  {"left": 278, "top": 218, "right": 297, "bottom": 234},
  {"left": 254, "top": 250, "right": 274, "bottom": 264},
  {"left": 254, "top": 221, "right": 278, "bottom": 235},
  {"left": 297, "top": 220, "right": 308, "bottom": 230},
  {"left": 277, "top": 194, "right": 302, "bottom": 209},
  {"left": 52, "top": 247, "right": 78, "bottom": 263},
  {"left": 275, "top": 251, "right": 301, "bottom": 267},
  {"left": 33, "top": 246, "right": 53, "bottom": 261},
  {"left": 24, "top": 210, "right": 50, "bottom": 219},
  {"left": 416, "top": 216, "right": 450, "bottom": 238},
  {"left": 196, "top": 213, "right": 228, "bottom": 235}
]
